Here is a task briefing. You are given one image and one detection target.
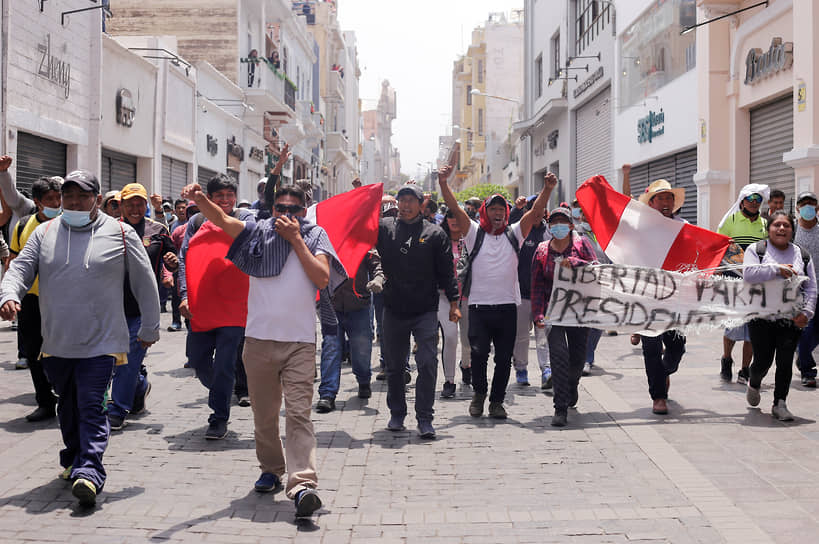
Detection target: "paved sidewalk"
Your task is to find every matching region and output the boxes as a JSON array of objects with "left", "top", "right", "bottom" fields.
[{"left": 1, "top": 314, "right": 818, "bottom": 543}]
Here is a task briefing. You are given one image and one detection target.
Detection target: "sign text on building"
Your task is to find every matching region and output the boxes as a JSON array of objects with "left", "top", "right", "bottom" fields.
[
  {"left": 116, "top": 89, "right": 135, "bottom": 127},
  {"left": 744, "top": 37, "right": 793, "bottom": 85},
  {"left": 37, "top": 35, "right": 71, "bottom": 99},
  {"left": 206, "top": 135, "right": 218, "bottom": 156},
  {"left": 637, "top": 109, "right": 664, "bottom": 144},
  {"left": 573, "top": 67, "right": 604, "bottom": 99}
]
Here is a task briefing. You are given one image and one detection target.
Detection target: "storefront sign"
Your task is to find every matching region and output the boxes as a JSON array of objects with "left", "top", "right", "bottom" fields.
[
  {"left": 573, "top": 67, "right": 604, "bottom": 99},
  {"left": 206, "top": 135, "right": 218, "bottom": 156},
  {"left": 37, "top": 35, "right": 71, "bottom": 99},
  {"left": 548, "top": 130, "right": 559, "bottom": 150},
  {"left": 744, "top": 37, "right": 793, "bottom": 85},
  {"left": 637, "top": 109, "right": 664, "bottom": 144},
  {"left": 249, "top": 146, "right": 265, "bottom": 162},
  {"left": 533, "top": 137, "right": 548, "bottom": 157},
  {"left": 798, "top": 81, "right": 807, "bottom": 112},
  {"left": 116, "top": 89, "right": 135, "bottom": 127},
  {"left": 227, "top": 136, "right": 244, "bottom": 161}
]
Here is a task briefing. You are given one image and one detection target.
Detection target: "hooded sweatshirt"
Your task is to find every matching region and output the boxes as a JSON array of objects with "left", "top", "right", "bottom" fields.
[{"left": 0, "top": 212, "right": 160, "bottom": 358}]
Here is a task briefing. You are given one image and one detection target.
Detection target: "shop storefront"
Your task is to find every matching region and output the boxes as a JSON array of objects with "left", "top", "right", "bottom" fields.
[
  {"left": 100, "top": 148, "right": 138, "bottom": 191},
  {"left": 627, "top": 148, "right": 697, "bottom": 223},
  {"left": 695, "top": 0, "right": 818, "bottom": 228},
  {"left": 161, "top": 156, "right": 190, "bottom": 200},
  {"left": 575, "top": 86, "right": 613, "bottom": 187},
  {"left": 15, "top": 132, "right": 67, "bottom": 193}
]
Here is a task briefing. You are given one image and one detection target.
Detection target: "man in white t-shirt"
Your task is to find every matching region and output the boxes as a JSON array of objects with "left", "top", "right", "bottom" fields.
[
  {"left": 182, "top": 181, "right": 344, "bottom": 518},
  {"left": 439, "top": 167, "right": 555, "bottom": 419}
]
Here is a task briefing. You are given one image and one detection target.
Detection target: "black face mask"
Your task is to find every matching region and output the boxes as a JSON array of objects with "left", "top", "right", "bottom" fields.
[
  {"left": 466, "top": 209, "right": 477, "bottom": 220},
  {"left": 741, "top": 206, "right": 760, "bottom": 219}
]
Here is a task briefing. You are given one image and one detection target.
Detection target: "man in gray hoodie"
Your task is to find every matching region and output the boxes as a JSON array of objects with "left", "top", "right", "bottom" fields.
[{"left": 0, "top": 170, "right": 160, "bottom": 507}]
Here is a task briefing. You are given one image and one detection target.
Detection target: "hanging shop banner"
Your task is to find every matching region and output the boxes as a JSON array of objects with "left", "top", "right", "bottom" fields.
[{"left": 545, "top": 264, "right": 806, "bottom": 336}]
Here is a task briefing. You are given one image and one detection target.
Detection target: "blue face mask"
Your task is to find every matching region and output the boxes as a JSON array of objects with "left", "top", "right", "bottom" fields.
[
  {"left": 165, "top": 212, "right": 174, "bottom": 222},
  {"left": 800, "top": 205, "right": 817, "bottom": 221},
  {"left": 61, "top": 209, "right": 93, "bottom": 228},
  {"left": 42, "top": 206, "right": 61, "bottom": 219},
  {"left": 571, "top": 207, "right": 582, "bottom": 219},
  {"left": 550, "top": 223, "right": 571, "bottom": 240}
]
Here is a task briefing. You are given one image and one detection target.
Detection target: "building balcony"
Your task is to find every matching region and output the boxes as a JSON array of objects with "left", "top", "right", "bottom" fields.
[
  {"left": 323, "top": 70, "right": 344, "bottom": 102},
  {"left": 242, "top": 58, "right": 296, "bottom": 121},
  {"left": 326, "top": 131, "right": 354, "bottom": 167}
]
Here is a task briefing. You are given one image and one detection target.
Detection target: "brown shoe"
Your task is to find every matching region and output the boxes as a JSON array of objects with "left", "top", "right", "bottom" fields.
[
  {"left": 630, "top": 334, "right": 641, "bottom": 346},
  {"left": 488, "top": 402, "right": 507, "bottom": 419},
  {"left": 652, "top": 399, "right": 668, "bottom": 415},
  {"left": 469, "top": 394, "right": 486, "bottom": 417}
]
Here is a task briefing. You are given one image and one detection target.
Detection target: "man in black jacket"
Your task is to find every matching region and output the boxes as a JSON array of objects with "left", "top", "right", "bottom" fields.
[{"left": 377, "top": 184, "right": 460, "bottom": 439}]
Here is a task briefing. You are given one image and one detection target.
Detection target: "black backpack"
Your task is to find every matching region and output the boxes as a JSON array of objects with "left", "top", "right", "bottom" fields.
[
  {"left": 753, "top": 240, "right": 811, "bottom": 270},
  {"left": 457, "top": 226, "right": 519, "bottom": 300}
]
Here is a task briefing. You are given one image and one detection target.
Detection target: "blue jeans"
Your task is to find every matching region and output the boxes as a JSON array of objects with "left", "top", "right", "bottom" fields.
[
  {"left": 109, "top": 316, "right": 149, "bottom": 419},
  {"left": 797, "top": 315, "right": 819, "bottom": 379},
  {"left": 188, "top": 326, "right": 245, "bottom": 422},
  {"left": 42, "top": 355, "right": 115, "bottom": 492},
  {"left": 586, "top": 328, "right": 603, "bottom": 364},
  {"left": 319, "top": 307, "right": 373, "bottom": 398},
  {"left": 383, "top": 309, "right": 438, "bottom": 423}
]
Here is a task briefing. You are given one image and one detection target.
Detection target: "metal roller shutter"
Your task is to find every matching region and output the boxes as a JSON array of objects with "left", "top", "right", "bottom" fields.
[
  {"left": 100, "top": 149, "right": 137, "bottom": 192},
  {"left": 628, "top": 163, "right": 649, "bottom": 198},
  {"left": 674, "top": 148, "right": 697, "bottom": 224},
  {"left": 575, "top": 87, "right": 612, "bottom": 188},
  {"left": 197, "top": 166, "right": 218, "bottom": 186},
  {"left": 161, "top": 156, "right": 189, "bottom": 200},
  {"left": 750, "top": 94, "right": 794, "bottom": 211},
  {"left": 16, "top": 132, "right": 67, "bottom": 194}
]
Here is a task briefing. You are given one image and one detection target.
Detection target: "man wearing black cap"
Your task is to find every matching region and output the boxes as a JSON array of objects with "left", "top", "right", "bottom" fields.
[
  {"left": 376, "top": 182, "right": 460, "bottom": 439},
  {"left": 796, "top": 191, "right": 819, "bottom": 387},
  {"left": 439, "top": 167, "right": 554, "bottom": 419},
  {"left": 0, "top": 169, "right": 160, "bottom": 507}
]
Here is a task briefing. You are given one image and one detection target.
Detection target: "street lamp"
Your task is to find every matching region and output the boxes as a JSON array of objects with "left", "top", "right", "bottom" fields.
[{"left": 469, "top": 89, "right": 521, "bottom": 104}]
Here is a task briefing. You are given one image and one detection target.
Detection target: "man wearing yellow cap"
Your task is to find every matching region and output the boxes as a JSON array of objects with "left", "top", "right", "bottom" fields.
[{"left": 108, "top": 183, "right": 178, "bottom": 430}]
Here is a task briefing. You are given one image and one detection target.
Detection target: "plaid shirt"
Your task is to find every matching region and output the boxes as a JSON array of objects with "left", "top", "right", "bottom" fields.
[{"left": 530, "top": 232, "right": 596, "bottom": 323}]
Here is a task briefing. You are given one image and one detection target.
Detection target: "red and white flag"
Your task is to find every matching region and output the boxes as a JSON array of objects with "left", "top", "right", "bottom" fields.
[
  {"left": 576, "top": 176, "right": 731, "bottom": 271},
  {"left": 307, "top": 183, "right": 383, "bottom": 277}
]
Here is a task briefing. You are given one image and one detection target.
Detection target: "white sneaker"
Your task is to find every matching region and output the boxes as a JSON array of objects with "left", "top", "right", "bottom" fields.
[
  {"left": 746, "top": 385, "right": 760, "bottom": 407},
  {"left": 15, "top": 358, "right": 28, "bottom": 370},
  {"left": 772, "top": 399, "right": 794, "bottom": 421},
  {"left": 582, "top": 362, "right": 592, "bottom": 376}
]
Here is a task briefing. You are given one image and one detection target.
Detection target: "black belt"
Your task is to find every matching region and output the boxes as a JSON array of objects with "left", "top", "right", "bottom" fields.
[{"left": 468, "top": 303, "right": 517, "bottom": 310}]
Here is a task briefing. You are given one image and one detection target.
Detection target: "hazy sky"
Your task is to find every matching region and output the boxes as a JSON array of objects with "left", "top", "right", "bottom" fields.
[{"left": 336, "top": 0, "right": 523, "bottom": 179}]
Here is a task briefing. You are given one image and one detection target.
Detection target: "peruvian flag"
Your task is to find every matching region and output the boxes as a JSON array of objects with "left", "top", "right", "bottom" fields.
[
  {"left": 576, "top": 176, "right": 731, "bottom": 271},
  {"left": 307, "top": 182, "right": 383, "bottom": 276}
]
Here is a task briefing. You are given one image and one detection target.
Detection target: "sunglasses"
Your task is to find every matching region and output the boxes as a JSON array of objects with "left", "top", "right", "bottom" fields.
[
  {"left": 274, "top": 203, "right": 304, "bottom": 214},
  {"left": 745, "top": 194, "right": 763, "bottom": 203}
]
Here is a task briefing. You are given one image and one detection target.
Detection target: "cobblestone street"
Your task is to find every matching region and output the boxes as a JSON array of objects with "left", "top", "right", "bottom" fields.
[{"left": 2, "top": 313, "right": 819, "bottom": 543}]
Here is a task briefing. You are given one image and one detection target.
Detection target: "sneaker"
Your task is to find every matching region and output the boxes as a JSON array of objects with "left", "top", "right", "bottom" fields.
[
  {"left": 294, "top": 489, "right": 322, "bottom": 517},
  {"left": 15, "top": 358, "right": 28, "bottom": 370},
  {"left": 461, "top": 366, "right": 472, "bottom": 385},
  {"left": 358, "top": 383, "right": 372, "bottom": 399},
  {"left": 802, "top": 376, "right": 817, "bottom": 388},
  {"left": 772, "top": 399, "right": 794, "bottom": 421},
  {"left": 720, "top": 356, "right": 733, "bottom": 382},
  {"left": 386, "top": 414, "right": 405, "bottom": 431},
  {"left": 488, "top": 402, "right": 507, "bottom": 419},
  {"left": 652, "top": 399, "right": 668, "bottom": 415},
  {"left": 417, "top": 420, "right": 436, "bottom": 439},
  {"left": 205, "top": 419, "right": 228, "bottom": 440},
  {"left": 59, "top": 466, "right": 73, "bottom": 481},
  {"left": 131, "top": 381, "right": 151, "bottom": 415},
  {"left": 541, "top": 368, "right": 553, "bottom": 390},
  {"left": 375, "top": 369, "right": 387, "bottom": 381},
  {"left": 551, "top": 410, "right": 568, "bottom": 427},
  {"left": 167, "top": 323, "right": 182, "bottom": 332},
  {"left": 72, "top": 478, "right": 97, "bottom": 506},
  {"left": 569, "top": 387, "right": 579, "bottom": 409},
  {"left": 582, "top": 362, "right": 593, "bottom": 376},
  {"left": 469, "top": 393, "right": 486, "bottom": 417},
  {"left": 746, "top": 384, "right": 761, "bottom": 407},
  {"left": 315, "top": 398, "right": 335, "bottom": 413},
  {"left": 25, "top": 405, "right": 56, "bottom": 422},
  {"left": 440, "top": 381, "right": 456, "bottom": 399},
  {"left": 404, "top": 370, "right": 412, "bottom": 385},
  {"left": 108, "top": 414, "right": 126, "bottom": 431},
  {"left": 254, "top": 472, "right": 281, "bottom": 493},
  {"left": 515, "top": 369, "right": 530, "bottom": 386},
  {"left": 737, "top": 367, "right": 749, "bottom": 385},
  {"left": 238, "top": 395, "right": 251, "bottom": 407}
]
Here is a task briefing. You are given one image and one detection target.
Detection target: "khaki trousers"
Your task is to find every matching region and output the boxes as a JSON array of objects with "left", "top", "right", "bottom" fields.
[{"left": 242, "top": 337, "right": 317, "bottom": 498}]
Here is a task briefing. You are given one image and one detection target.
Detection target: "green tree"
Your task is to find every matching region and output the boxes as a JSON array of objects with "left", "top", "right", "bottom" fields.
[{"left": 454, "top": 184, "right": 513, "bottom": 203}]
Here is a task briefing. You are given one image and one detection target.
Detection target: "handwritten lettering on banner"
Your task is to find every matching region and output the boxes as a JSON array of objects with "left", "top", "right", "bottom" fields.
[{"left": 545, "top": 264, "right": 806, "bottom": 336}]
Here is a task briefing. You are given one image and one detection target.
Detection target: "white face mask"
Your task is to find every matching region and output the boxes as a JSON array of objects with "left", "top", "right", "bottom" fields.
[{"left": 61, "top": 209, "right": 93, "bottom": 228}]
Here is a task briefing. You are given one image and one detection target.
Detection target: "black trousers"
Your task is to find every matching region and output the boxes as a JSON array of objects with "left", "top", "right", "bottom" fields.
[
  {"left": 18, "top": 293, "right": 55, "bottom": 408},
  {"left": 468, "top": 304, "right": 517, "bottom": 403},
  {"left": 749, "top": 318, "right": 802, "bottom": 403}
]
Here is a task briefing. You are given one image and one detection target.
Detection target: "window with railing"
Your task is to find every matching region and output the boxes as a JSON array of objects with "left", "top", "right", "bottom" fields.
[
  {"left": 285, "top": 83, "right": 296, "bottom": 111},
  {"left": 466, "top": 85, "right": 472, "bottom": 106},
  {"left": 575, "top": 0, "right": 611, "bottom": 54},
  {"left": 535, "top": 54, "right": 543, "bottom": 98},
  {"left": 477, "top": 60, "right": 484, "bottom": 83},
  {"left": 478, "top": 109, "right": 484, "bottom": 136},
  {"left": 552, "top": 33, "right": 561, "bottom": 79}
]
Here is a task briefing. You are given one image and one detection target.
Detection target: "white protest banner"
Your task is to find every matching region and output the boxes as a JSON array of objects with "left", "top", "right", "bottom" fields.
[{"left": 545, "top": 264, "right": 807, "bottom": 336}]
